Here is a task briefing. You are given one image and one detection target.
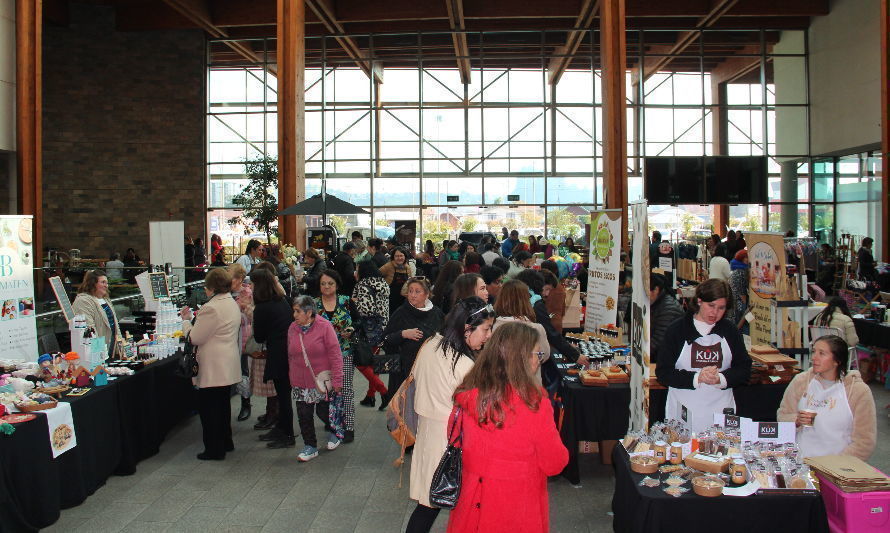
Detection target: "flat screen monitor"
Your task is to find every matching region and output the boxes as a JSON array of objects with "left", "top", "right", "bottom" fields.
[
  {"left": 643, "top": 157, "right": 705, "bottom": 204},
  {"left": 704, "top": 156, "right": 767, "bottom": 204}
]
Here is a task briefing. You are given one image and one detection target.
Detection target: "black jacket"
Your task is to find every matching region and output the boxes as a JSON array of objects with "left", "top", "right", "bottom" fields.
[
  {"left": 252, "top": 297, "right": 294, "bottom": 382},
  {"left": 532, "top": 299, "right": 580, "bottom": 362},
  {"left": 333, "top": 252, "right": 357, "bottom": 296},
  {"left": 382, "top": 300, "right": 445, "bottom": 368},
  {"left": 303, "top": 260, "right": 326, "bottom": 297},
  {"left": 372, "top": 251, "right": 389, "bottom": 268},
  {"left": 649, "top": 292, "right": 685, "bottom": 363},
  {"left": 655, "top": 314, "right": 751, "bottom": 390}
]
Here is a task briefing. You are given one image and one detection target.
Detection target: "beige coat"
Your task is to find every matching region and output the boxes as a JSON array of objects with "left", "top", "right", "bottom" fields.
[
  {"left": 777, "top": 369, "right": 876, "bottom": 461},
  {"left": 182, "top": 293, "right": 241, "bottom": 389},
  {"left": 410, "top": 334, "right": 474, "bottom": 506},
  {"left": 816, "top": 310, "right": 860, "bottom": 347},
  {"left": 71, "top": 293, "right": 122, "bottom": 355}
]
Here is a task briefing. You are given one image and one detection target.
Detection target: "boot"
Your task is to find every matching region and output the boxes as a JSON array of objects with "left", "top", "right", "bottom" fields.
[
  {"left": 237, "top": 397, "right": 251, "bottom": 422},
  {"left": 254, "top": 397, "right": 278, "bottom": 430},
  {"left": 359, "top": 395, "right": 375, "bottom": 407}
]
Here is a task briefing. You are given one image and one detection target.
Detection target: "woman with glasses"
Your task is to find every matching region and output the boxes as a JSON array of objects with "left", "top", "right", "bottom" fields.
[
  {"left": 446, "top": 322, "right": 567, "bottom": 533},
  {"left": 380, "top": 276, "right": 444, "bottom": 410},
  {"left": 380, "top": 246, "right": 412, "bottom": 314},
  {"left": 315, "top": 270, "right": 360, "bottom": 443},
  {"left": 406, "top": 297, "right": 495, "bottom": 533}
]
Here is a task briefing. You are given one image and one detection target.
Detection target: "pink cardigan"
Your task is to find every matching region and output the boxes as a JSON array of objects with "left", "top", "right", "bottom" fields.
[{"left": 287, "top": 315, "right": 343, "bottom": 390}]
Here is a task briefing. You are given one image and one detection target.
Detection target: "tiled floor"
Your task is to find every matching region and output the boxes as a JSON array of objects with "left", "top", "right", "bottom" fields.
[{"left": 44, "top": 379, "right": 890, "bottom": 533}]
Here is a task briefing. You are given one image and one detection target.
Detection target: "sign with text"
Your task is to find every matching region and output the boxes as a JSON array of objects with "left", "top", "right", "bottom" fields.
[
  {"left": 584, "top": 209, "right": 622, "bottom": 333},
  {"left": 740, "top": 419, "right": 796, "bottom": 444},
  {"left": 745, "top": 232, "right": 785, "bottom": 346},
  {"left": 629, "top": 202, "right": 651, "bottom": 432},
  {"left": 0, "top": 216, "right": 38, "bottom": 359}
]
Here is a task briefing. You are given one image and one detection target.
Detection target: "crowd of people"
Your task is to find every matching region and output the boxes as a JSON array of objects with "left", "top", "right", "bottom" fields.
[{"left": 132, "top": 223, "right": 879, "bottom": 533}]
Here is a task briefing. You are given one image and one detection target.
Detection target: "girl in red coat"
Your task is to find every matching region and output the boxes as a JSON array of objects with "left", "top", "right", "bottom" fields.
[{"left": 446, "top": 321, "right": 568, "bottom": 533}]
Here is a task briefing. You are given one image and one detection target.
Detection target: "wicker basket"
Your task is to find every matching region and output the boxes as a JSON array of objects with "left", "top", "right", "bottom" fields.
[
  {"left": 36, "top": 385, "right": 69, "bottom": 398},
  {"left": 15, "top": 400, "right": 58, "bottom": 412}
]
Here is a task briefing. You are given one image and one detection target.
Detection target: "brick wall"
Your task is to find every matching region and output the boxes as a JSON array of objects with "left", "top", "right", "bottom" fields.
[{"left": 42, "top": 3, "right": 205, "bottom": 260}]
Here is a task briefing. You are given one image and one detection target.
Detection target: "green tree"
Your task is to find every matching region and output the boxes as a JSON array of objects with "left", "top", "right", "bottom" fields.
[
  {"left": 460, "top": 216, "right": 479, "bottom": 232},
  {"left": 741, "top": 212, "right": 762, "bottom": 232},
  {"left": 329, "top": 215, "right": 347, "bottom": 236},
  {"left": 423, "top": 219, "right": 450, "bottom": 247},
  {"left": 519, "top": 211, "right": 539, "bottom": 229},
  {"left": 228, "top": 156, "right": 279, "bottom": 242},
  {"left": 547, "top": 208, "right": 581, "bottom": 241},
  {"left": 679, "top": 212, "right": 698, "bottom": 238}
]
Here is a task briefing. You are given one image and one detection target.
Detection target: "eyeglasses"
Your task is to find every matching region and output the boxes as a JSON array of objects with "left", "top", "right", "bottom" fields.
[
  {"left": 533, "top": 351, "right": 546, "bottom": 363},
  {"left": 319, "top": 281, "right": 337, "bottom": 287},
  {"left": 468, "top": 303, "right": 495, "bottom": 318}
]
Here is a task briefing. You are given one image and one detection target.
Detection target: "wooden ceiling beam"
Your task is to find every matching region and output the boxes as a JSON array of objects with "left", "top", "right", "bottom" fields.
[
  {"left": 304, "top": 0, "right": 382, "bottom": 83},
  {"left": 445, "top": 0, "right": 471, "bottom": 84},
  {"left": 709, "top": 44, "right": 772, "bottom": 84},
  {"left": 547, "top": 0, "right": 600, "bottom": 85},
  {"left": 162, "top": 0, "right": 276, "bottom": 74},
  {"left": 635, "top": 0, "right": 739, "bottom": 83}
]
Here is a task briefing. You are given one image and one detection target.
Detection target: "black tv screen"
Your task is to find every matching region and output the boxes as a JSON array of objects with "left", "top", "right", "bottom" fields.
[
  {"left": 704, "top": 156, "right": 767, "bottom": 204},
  {"left": 644, "top": 157, "right": 705, "bottom": 204}
]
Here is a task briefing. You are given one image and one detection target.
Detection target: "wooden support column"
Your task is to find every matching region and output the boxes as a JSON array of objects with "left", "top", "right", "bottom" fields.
[
  {"left": 16, "top": 0, "right": 42, "bottom": 266},
  {"left": 881, "top": 0, "right": 889, "bottom": 261},
  {"left": 277, "top": 0, "right": 305, "bottom": 248},
  {"left": 600, "top": 0, "right": 628, "bottom": 248},
  {"left": 711, "top": 80, "right": 729, "bottom": 236}
]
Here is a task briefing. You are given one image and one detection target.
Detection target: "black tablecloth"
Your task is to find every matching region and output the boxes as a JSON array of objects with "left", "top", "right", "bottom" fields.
[
  {"left": 649, "top": 382, "right": 789, "bottom": 424},
  {"left": 854, "top": 319, "right": 890, "bottom": 349},
  {"left": 0, "top": 356, "right": 195, "bottom": 532},
  {"left": 611, "top": 446, "right": 829, "bottom": 533},
  {"left": 557, "top": 362, "right": 630, "bottom": 484}
]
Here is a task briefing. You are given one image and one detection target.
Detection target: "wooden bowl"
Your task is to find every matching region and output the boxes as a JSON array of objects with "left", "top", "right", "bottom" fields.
[
  {"left": 630, "top": 455, "right": 660, "bottom": 474},
  {"left": 692, "top": 475, "right": 725, "bottom": 497},
  {"left": 15, "top": 400, "right": 58, "bottom": 412}
]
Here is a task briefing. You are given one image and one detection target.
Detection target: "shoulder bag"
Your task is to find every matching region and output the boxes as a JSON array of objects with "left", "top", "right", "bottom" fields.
[
  {"left": 175, "top": 333, "right": 198, "bottom": 379},
  {"left": 299, "top": 331, "right": 332, "bottom": 394},
  {"left": 429, "top": 406, "right": 463, "bottom": 509}
]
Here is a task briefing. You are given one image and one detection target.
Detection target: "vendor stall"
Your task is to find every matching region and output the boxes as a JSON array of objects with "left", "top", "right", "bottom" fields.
[{"left": 0, "top": 355, "right": 194, "bottom": 531}]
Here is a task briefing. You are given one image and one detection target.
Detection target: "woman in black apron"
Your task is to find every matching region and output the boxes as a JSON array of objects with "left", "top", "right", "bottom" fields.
[{"left": 381, "top": 247, "right": 411, "bottom": 314}]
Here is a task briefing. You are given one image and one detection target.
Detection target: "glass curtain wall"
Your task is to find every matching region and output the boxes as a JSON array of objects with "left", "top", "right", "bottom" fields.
[{"left": 207, "top": 28, "right": 817, "bottom": 250}]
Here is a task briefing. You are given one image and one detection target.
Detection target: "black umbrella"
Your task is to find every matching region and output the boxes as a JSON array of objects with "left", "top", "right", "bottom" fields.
[{"left": 277, "top": 193, "right": 369, "bottom": 224}]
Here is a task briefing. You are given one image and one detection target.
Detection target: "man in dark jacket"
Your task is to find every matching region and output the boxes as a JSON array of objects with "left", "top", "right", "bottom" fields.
[
  {"left": 648, "top": 273, "right": 685, "bottom": 363},
  {"left": 367, "top": 238, "right": 389, "bottom": 268},
  {"left": 333, "top": 242, "right": 358, "bottom": 296}
]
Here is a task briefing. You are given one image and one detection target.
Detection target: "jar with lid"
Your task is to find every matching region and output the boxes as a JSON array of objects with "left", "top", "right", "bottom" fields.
[
  {"left": 669, "top": 442, "right": 683, "bottom": 464},
  {"left": 730, "top": 459, "right": 747, "bottom": 485},
  {"left": 653, "top": 440, "right": 668, "bottom": 464}
]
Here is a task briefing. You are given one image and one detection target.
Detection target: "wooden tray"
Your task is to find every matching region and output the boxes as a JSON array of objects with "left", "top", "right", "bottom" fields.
[
  {"left": 14, "top": 400, "right": 58, "bottom": 412},
  {"left": 750, "top": 351, "right": 799, "bottom": 367},
  {"left": 750, "top": 344, "right": 780, "bottom": 355},
  {"left": 580, "top": 371, "right": 609, "bottom": 387},
  {"left": 605, "top": 369, "right": 630, "bottom": 383}
]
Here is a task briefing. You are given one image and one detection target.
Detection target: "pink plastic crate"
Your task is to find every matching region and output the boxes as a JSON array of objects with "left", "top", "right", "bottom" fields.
[{"left": 816, "top": 472, "right": 890, "bottom": 533}]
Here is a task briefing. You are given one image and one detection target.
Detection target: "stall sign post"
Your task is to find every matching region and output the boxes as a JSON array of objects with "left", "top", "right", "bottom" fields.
[
  {"left": 629, "top": 203, "right": 651, "bottom": 432},
  {"left": 0, "top": 215, "right": 38, "bottom": 359},
  {"left": 745, "top": 232, "right": 786, "bottom": 346},
  {"left": 584, "top": 209, "right": 622, "bottom": 333}
]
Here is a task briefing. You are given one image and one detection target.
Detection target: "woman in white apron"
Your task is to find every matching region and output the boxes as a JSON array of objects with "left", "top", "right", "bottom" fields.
[
  {"left": 655, "top": 279, "right": 751, "bottom": 433},
  {"left": 778, "top": 335, "right": 876, "bottom": 460}
]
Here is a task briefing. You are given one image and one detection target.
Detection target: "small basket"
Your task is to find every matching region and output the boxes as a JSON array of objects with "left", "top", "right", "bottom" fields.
[
  {"left": 15, "top": 400, "right": 58, "bottom": 412},
  {"left": 692, "top": 475, "right": 725, "bottom": 497},
  {"left": 36, "top": 385, "right": 69, "bottom": 398},
  {"left": 630, "top": 455, "right": 660, "bottom": 474}
]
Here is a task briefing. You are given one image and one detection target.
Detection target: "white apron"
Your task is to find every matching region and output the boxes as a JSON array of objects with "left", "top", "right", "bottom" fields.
[
  {"left": 797, "top": 378, "right": 852, "bottom": 458},
  {"left": 665, "top": 332, "right": 736, "bottom": 433}
]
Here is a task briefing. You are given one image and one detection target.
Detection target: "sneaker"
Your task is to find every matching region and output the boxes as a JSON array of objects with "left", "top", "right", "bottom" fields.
[
  {"left": 297, "top": 445, "right": 319, "bottom": 462},
  {"left": 326, "top": 433, "right": 341, "bottom": 451}
]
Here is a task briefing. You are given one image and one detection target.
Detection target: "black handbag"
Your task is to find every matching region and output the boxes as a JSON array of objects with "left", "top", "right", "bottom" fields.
[
  {"left": 372, "top": 350, "right": 401, "bottom": 375},
  {"left": 351, "top": 332, "right": 374, "bottom": 367},
  {"left": 174, "top": 333, "right": 198, "bottom": 379},
  {"left": 429, "top": 407, "right": 463, "bottom": 509}
]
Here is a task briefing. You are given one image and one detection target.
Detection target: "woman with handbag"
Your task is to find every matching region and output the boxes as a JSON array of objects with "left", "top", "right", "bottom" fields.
[
  {"left": 406, "top": 297, "right": 495, "bottom": 533},
  {"left": 445, "top": 322, "right": 567, "bottom": 532},
  {"left": 288, "top": 295, "right": 344, "bottom": 462},
  {"left": 352, "top": 261, "right": 391, "bottom": 408},
  {"left": 315, "top": 270, "right": 360, "bottom": 443},
  {"left": 179, "top": 268, "right": 242, "bottom": 461},
  {"left": 250, "top": 269, "right": 294, "bottom": 447},
  {"left": 380, "top": 277, "right": 445, "bottom": 411}
]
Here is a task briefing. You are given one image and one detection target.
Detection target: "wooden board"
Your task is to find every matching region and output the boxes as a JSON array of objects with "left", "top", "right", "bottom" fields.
[{"left": 749, "top": 351, "right": 799, "bottom": 367}]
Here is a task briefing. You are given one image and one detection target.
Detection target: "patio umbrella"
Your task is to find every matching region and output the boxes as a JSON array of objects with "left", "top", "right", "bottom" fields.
[{"left": 277, "top": 193, "right": 369, "bottom": 226}]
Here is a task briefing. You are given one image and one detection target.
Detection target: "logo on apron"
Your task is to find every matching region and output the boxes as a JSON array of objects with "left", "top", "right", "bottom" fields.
[
  {"left": 690, "top": 341, "right": 723, "bottom": 368},
  {"left": 725, "top": 414, "right": 740, "bottom": 429},
  {"left": 757, "top": 422, "right": 778, "bottom": 439}
]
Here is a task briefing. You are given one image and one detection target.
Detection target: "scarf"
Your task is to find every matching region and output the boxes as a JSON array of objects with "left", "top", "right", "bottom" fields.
[{"left": 447, "top": 250, "right": 460, "bottom": 261}]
